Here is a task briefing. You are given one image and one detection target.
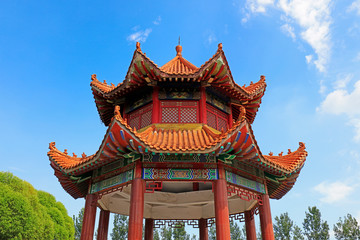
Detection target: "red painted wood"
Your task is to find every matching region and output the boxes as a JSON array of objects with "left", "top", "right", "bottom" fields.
[
  {"left": 97, "top": 209, "right": 110, "bottom": 240},
  {"left": 228, "top": 104, "right": 233, "bottom": 128},
  {"left": 152, "top": 86, "right": 160, "bottom": 123},
  {"left": 214, "top": 165, "right": 230, "bottom": 240},
  {"left": 245, "top": 210, "right": 257, "bottom": 240},
  {"left": 259, "top": 194, "right": 275, "bottom": 240},
  {"left": 128, "top": 162, "right": 145, "bottom": 240},
  {"left": 199, "top": 218, "right": 208, "bottom": 240},
  {"left": 200, "top": 87, "right": 207, "bottom": 124},
  {"left": 81, "top": 194, "right": 97, "bottom": 240},
  {"left": 145, "top": 219, "right": 154, "bottom": 240}
]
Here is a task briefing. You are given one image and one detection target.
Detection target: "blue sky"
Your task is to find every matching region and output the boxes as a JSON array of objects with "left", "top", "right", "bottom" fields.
[{"left": 1, "top": 0, "right": 360, "bottom": 238}]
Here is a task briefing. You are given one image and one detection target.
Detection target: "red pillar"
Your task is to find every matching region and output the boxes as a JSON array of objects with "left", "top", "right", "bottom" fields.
[
  {"left": 213, "top": 165, "right": 231, "bottom": 240},
  {"left": 97, "top": 209, "right": 110, "bottom": 240},
  {"left": 199, "top": 218, "right": 208, "bottom": 240},
  {"left": 245, "top": 210, "right": 257, "bottom": 240},
  {"left": 145, "top": 218, "right": 154, "bottom": 240},
  {"left": 128, "top": 161, "right": 145, "bottom": 240},
  {"left": 152, "top": 86, "right": 160, "bottom": 123},
  {"left": 259, "top": 194, "right": 275, "bottom": 240},
  {"left": 81, "top": 194, "right": 98, "bottom": 240},
  {"left": 199, "top": 87, "right": 207, "bottom": 124}
]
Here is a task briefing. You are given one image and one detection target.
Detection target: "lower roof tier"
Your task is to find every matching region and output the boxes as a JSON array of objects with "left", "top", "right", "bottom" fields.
[{"left": 48, "top": 110, "right": 307, "bottom": 200}]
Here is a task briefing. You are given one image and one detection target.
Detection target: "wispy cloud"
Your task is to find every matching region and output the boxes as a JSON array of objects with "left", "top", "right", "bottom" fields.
[
  {"left": 241, "top": 0, "right": 332, "bottom": 73},
  {"left": 127, "top": 28, "right": 152, "bottom": 43},
  {"left": 281, "top": 23, "right": 296, "bottom": 40},
  {"left": 314, "top": 181, "right": 354, "bottom": 203},
  {"left": 348, "top": 0, "right": 360, "bottom": 15},
  {"left": 317, "top": 77, "right": 360, "bottom": 142},
  {"left": 207, "top": 33, "right": 217, "bottom": 45},
  {"left": 153, "top": 16, "right": 162, "bottom": 25},
  {"left": 278, "top": 0, "right": 332, "bottom": 73}
]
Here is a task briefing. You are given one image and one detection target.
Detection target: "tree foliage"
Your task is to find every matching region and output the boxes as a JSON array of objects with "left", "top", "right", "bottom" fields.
[
  {"left": 274, "top": 212, "right": 294, "bottom": 240},
  {"left": 303, "top": 206, "right": 329, "bottom": 240},
  {"left": 111, "top": 214, "right": 128, "bottom": 240},
  {"left": 333, "top": 214, "right": 360, "bottom": 240},
  {"left": 0, "top": 172, "right": 74, "bottom": 240},
  {"left": 73, "top": 208, "right": 84, "bottom": 240}
]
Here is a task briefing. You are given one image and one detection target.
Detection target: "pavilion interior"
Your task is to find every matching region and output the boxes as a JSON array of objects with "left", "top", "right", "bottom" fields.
[{"left": 97, "top": 182, "right": 258, "bottom": 220}]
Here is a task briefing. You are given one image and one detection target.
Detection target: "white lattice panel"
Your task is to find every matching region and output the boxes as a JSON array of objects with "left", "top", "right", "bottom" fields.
[
  {"left": 162, "top": 107, "right": 179, "bottom": 123},
  {"left": 180, "top": 108, "right": 197, "bottom": 123}
]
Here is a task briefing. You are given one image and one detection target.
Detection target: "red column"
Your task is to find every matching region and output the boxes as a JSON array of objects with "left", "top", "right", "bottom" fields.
[
  {"left": 200, "top": 87, "right": 207, "bottom": 124},
  {"left": 145, "top": 218, "right": 154, "bottom": 240},
  {"left": 128, "top": 161, "right": 145, "bottom": 240},
  {"left": 245, "top": 210, "right": 257, "bottom": 240},
  {"left": 152, "top": 86, "right": 160, "bottom": 123},
  {"left": 97, "top": 209, "right": 110, "bottom": 240},
  {"left": 259, "top": 194, "right": 275, "bottom": 240},
  {"left": 199, "top": 218, "right": 208, "bottom": 240},
  {"left": 213, "top": 165, "right": 231, "bottom": 240},
  {"left": 81, "top": 194, "right": 98, "bottom": 240}
]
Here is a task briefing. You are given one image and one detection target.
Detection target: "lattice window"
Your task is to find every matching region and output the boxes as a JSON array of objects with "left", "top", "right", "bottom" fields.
[
  {"left": 128, "top": 103, "right": 153, "bottom": 129},
  {"left": 161, "top": 101, "right": 198, "bottom": 123},
  {"left": 206, "top": 104, "right": 228, "bottom": 131}
]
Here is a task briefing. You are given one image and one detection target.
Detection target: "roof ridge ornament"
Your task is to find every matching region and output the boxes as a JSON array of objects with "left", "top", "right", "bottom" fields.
[
  {"left": 218, "top": 43, "right": 223, "bottom": 51},
  {"left": 136, "top": 42, "right": 141, "bottom": 52}
]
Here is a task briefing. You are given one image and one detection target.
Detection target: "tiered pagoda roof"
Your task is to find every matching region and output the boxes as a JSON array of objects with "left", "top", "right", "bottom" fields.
[
  {"left": 90, "top": 43, "right": 266, "bottom": 126},
  {"left": 48, "top": 43, "right": 307, "bottom": 200}
]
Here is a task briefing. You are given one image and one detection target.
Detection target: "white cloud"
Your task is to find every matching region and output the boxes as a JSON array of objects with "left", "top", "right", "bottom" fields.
[
  {"left": 281, "top": 23, "right": 296, "bottom": 40},
  {"left": 278, "top": 0, "right": 332, "bottom": 73},
  {"left": 314, "top": 181, "right": 354, "bottom": 203},
  {"left": 207, "top": 33, "right": 217, "bottom": 45},
  {"left": 246, "top": 0, "right": 275, "bottom": 13},
  {"left": 333, "top": 74, "right": 353, "bottom": 90},
  {"left": 305, "top": 54, "right": 313, "bottom": 64},
  {"left": 127, "top": 28, "right": 152, "bottom": 43},
  {"left": 242, "top": 0, "right": 332, "bottom": 73},
  {"left": 242, "top": 0, "right": 275, "bottom": 22},
  {"left": 153, "top": 16, "right": 162, "bottom": 25},
  {"left": 318, "top": 79, "right": 360, "bottom": 141},
  {"left": 348, "top": 0, "right": 360, "bottom": 15},
  {"left": 318, "top": 80, "right": 360, "bottom": 116}
]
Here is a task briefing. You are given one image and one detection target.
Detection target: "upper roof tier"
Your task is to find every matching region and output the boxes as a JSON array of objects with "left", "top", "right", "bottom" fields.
[{"left": 91, "top": 43, "right": 266, "bottom": 126}]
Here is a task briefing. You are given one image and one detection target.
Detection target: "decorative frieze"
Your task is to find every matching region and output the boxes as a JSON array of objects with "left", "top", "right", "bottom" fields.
[
  {"left": 143, "top": 168, "right": 218, "bottom": 180},
  {"left": 91, "top": 170, "right": 133, "bottom": 193},
  {"left": 225, "top": 171, "right": 266, "bottom": 194}
]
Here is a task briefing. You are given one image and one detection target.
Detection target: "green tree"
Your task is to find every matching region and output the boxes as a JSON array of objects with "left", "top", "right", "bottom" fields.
[
  {"left": 303, "top": 206, "right": 329, "bottom": 240},
  {"left": 274, "top": 212, "right": 294, "bottom": 239},
  {"left": 111, "top": 214, "right": 128, "bottom": 240},
  {"left": 154, "top": 229, "right": 161, "bottom": 240},
  {"left": 230, "top": 220, "right": 245, "bottom": 240},
  {"left": 161, "top": 225, "right": 173, "bottom": 240},
  {"left": 293, "top": 225, "right": 304, "bottom": 240},
  {"left": 208, "top": 224, "right": 216, "bottom": 240},
  {"left": 333, "top": 213, "right": 360, "bottom": 240},
  {"left": 73, "top": 208, "right": 84, "bottom": 240},
  {"left": 172, "top": 225, "right": 190, "bottom": 240},
  {"left": 0, "top": 172, "right": 74, "bottom": 240}
]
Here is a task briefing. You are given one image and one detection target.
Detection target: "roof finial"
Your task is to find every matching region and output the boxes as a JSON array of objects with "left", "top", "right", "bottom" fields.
[
  {"left": 136, "top": 42, "right": 141, "bottom": 51},
  {"left": 176, "top": 37, "right": 182, "bottom": 56}
]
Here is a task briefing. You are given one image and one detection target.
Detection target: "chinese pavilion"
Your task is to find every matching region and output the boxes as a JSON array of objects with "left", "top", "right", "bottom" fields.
[{"left": 48, "top": 42, "right": 308, "bottom": 240}]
